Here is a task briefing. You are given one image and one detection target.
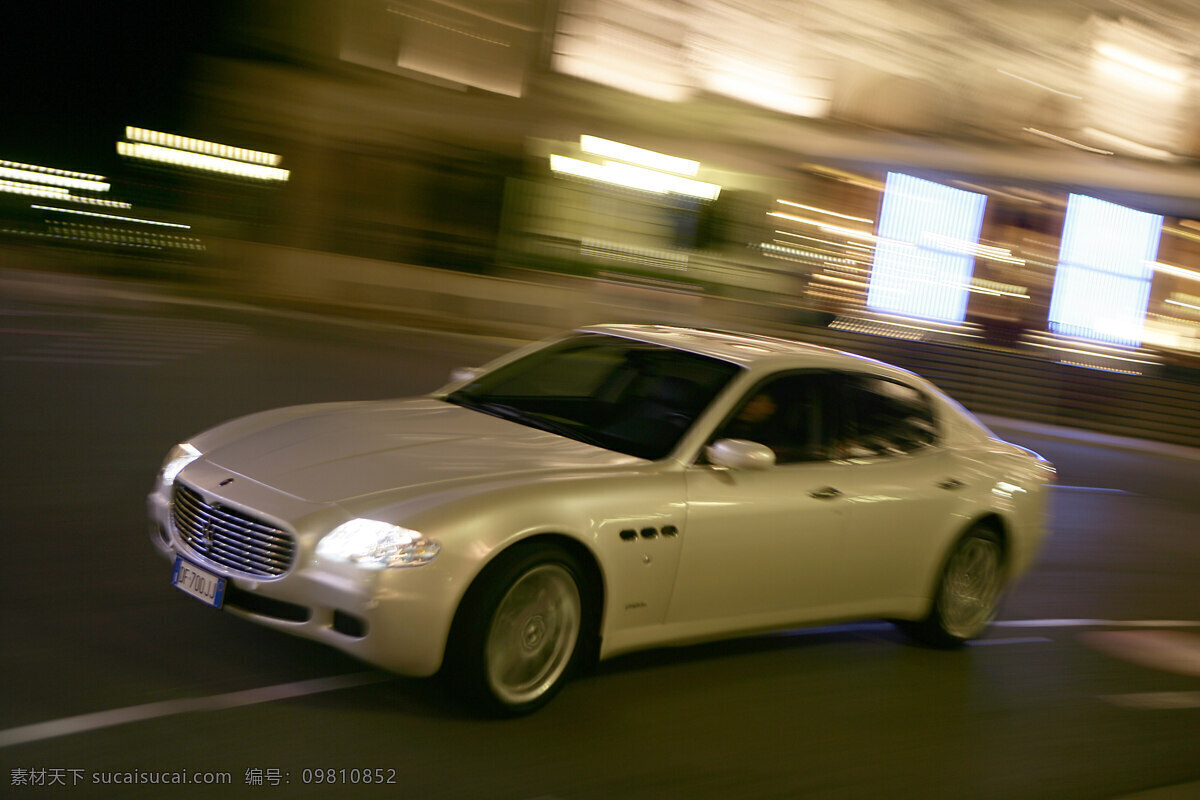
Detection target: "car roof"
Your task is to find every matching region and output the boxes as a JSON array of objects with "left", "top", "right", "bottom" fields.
[{"left": 579, "top": 323, "right": 899, "bottom": 373}]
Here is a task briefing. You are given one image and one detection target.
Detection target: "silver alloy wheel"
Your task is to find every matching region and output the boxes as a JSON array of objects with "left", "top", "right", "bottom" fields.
[
  {"left": 936, "top": 533, "right": 1003, "bottom": 639},
  {"left": 484, "top": 563, "right": 582, "bottom": 706}
]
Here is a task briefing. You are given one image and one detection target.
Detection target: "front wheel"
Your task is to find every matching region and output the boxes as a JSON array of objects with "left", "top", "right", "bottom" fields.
[
  {"left": 446, "top": 543, "right": 588, "bottom": 716},
  {"left": 898, "top": 526, "right": 1005, "bottom": 648}
]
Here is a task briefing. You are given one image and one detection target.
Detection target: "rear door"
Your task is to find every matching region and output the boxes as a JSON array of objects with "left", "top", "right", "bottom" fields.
[{"left": 822, "top": 372, "right": 967, "bottom": 615}]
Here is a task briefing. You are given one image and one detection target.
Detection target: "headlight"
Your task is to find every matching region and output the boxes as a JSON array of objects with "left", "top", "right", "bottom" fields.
[
  {"left": 317, "top": 519, "right": 441, "bottom": 569},
  {"left": 160, "top": 442, "right": 202, "bottom": 487}
]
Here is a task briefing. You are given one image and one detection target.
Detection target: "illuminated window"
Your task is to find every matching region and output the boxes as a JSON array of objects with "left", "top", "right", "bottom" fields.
[
  {"left": 867, "top": 173, "right": 987, "bottom": 323},
  {"left": 1048, "top": 195, "right": 1161, "bottom": 346}
]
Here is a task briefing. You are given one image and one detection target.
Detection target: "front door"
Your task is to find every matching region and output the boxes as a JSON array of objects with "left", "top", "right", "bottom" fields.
[
  {"left": 667, "top": 371, "right": 847, "bottom": 631},
  {"left": 668, "top": 462, "right": 847, "bottom": 629}
]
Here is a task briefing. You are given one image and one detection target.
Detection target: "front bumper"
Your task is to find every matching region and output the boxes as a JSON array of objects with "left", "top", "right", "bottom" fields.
[{"left": 147, "top": 478, "right": 460, "bottom": 678}]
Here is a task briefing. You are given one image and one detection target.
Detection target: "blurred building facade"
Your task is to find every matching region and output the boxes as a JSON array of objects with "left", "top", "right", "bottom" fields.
[{"left": 100, "top": 0, "right": 1200, "bottom": 364}]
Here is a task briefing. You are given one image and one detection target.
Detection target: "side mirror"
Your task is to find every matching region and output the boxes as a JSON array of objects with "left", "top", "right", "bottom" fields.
[
  {"left": 450, "top": 366, "right": 481, "bottom": 384},
  {"left": 706, "top": 438, "right": 775, "bottom": 470}
]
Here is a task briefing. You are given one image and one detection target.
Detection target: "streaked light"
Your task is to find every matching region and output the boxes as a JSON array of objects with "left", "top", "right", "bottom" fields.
[
  {"left": 390, "top": 10, "right": 512, "bottom": 47},
  {"left": 32, "top": 205, "right": 190, "bottom": 229},
  {"left": 581, "top": 239, "right": 689, "bottom": 269},
  {"left": 811, "top": 272, "right": 867, "bottom": 289},
  {"left": 776, "top": 199, "right": 872, "bottom": 224},
  {"left": 704, "top": 67, "right": 831, "bottom": 117},
  {"left": 1059, "top": 360, "right": 1142, "bottom": 375},
  {"left": 0, "top": 166, "right": 109, "bottom": 193},
  {"left": 1049, "top": 194, "right": 1162, "bottom": 347},
  {"left": 1165, "top": 225, "right": 1200, "bottom": 244},
  {"left": 1094, "top": 42, "right": 1186, "bottom": 86},
  {"left": 1153, "top": 262, "right": 1200, "bottom": 282},
  {"left": 867, "top": 173, "right": 987, "bottom": 323},
  {"left": 801, "top": 164, "right": 884, "bottom": 192},
  {"left": 773, "top": 229, "right": 857, "bottom": 251},
  {"left": 971, "top": 278, "right": 1030, "bottom": 298},
  {"left": 43, "top": 222, "right": 204, "bottom": 251},
  {"left": 1165, "top": 297, "right": 1200, "bottom": 312},
  {"left": 125, "top": 127, "right": 282, "bottom": 166},
  {"left": 552, "top": 56, "right": 691, "bottom": 103},
  {"left": 1023, "top": 330, "right": 1158, "bottom": 359},
  {"left": 770, "top": 235, "right": 863, "bottom": 264},
  {"left": 0, "top": 180, "right": 130, "bottom": 207},
  {"left": 0, "top": 159, "right": 105, "bottom": 181},
  {"left": 767, "top": 212, "right": 876, "bottom": 242},
  {"left": 1086, "top": 19, "right": 1189, "bottom": 160},
  {"left": 1025, "top": 340, "right": 1156, "bottom": 367},
  {"left": 923, "top": 234, "right": 1025, "bottom": 265},
  {"left": 61, "top": 196, "right": 131, "bottom": 209},
  {"left": 996, "top": 69, "right": 1081, "bottom": 98},
  {"left": 580, "top": 136, "right": 698, "bottom": 176},
  {"left": 549, "top": 155, "right": 719, "bottom": 200},
  {"left": 1081, "top": 128, "right": 1175, "bottom": 160},
  {"left": 551, "top": 0, "right": 691, "bottom": 104},
  {"left": 0, "top": 179, "right": 69, "bottom": 199},
  {"left": 1023, "top": 127, "right": 1113, "bottom": 155},
  {"left": 118, "top": 142, "right": 290, "bottom": 181},
  {"left": 827, "top": 316, "right": 984, "bottom": 341},
  {"left": 828, "top": 317, "right": 925, "bottom": 341}
]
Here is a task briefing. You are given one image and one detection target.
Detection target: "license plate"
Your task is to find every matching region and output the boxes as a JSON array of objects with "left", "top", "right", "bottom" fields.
[{"left": 171, "top": 556, "right": 226, "bottom": 609}]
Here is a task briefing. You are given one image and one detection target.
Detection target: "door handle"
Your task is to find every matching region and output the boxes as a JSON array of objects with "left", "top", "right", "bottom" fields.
[
  {"left": 938, "top": 478, "right": 966, "bottom": 490},
  {"left": 810, "top": 486, "right": 843, "bottom": 500}
]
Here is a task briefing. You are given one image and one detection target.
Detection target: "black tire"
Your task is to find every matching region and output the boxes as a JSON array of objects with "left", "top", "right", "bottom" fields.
[
  {"left": 897, "top": 525, "right": 1005, "bottom": 648},
  {"left": 445, "top": 542, "right": 589, "bottom": 716}
]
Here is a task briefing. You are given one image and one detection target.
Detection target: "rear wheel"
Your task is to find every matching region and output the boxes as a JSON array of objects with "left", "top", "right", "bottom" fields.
[
  {"left": 446, "top": 542, "right": 587, "bottom": 716},
  {"left": 898, "top": 525, "right": 1005, "bottom": 648}
]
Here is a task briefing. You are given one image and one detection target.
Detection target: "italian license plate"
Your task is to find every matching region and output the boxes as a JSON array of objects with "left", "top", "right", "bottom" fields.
[{"left": 171, "top": 556, "right": 226, "bottom": 609}]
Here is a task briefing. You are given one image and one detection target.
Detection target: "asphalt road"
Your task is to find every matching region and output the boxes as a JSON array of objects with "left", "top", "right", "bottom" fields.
[{"left": 2, "top": 279, "right": 1198, "bottom": 799}]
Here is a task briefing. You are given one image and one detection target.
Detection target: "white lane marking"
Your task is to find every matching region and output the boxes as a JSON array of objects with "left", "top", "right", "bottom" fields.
[
  {"left": 3, "top": 621, "right": 1190, "bottom": 746},
  {"left": 0, "top": 671, "right": 392, "bottom": 749},
  {"left": 994, "top": 620, "right": 1200, "bottom": 629},
  {"left": 1054, "top": 485, "right": 1131, "bottom": 494},
  {"left": 1101, "top": 691, "right": 1200, "bottom": 709}
]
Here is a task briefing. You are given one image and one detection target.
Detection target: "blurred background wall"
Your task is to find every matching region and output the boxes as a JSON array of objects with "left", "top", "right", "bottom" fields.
[{"left": 4, "top": 0, "right": 1200, "bottom": 442}]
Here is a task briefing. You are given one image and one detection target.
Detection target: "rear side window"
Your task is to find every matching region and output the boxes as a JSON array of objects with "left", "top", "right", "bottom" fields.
[{"left": 837, "top": 374, "right": 938, "bottom": 457}]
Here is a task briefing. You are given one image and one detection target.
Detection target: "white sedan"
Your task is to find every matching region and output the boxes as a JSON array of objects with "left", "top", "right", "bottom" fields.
[{"left": 148, "top": 324, "right": 1055, "bottom": 714}]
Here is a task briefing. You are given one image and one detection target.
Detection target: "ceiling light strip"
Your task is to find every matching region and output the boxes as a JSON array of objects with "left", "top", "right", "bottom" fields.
[
  {"left": 125, "top": 127, "right": 282, "bottom": 167},
  {"left": 118, "top": 142, "right": 290, "bottom": 181}
]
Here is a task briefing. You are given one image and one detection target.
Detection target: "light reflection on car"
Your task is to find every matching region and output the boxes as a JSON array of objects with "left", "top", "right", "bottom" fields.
[{"left": 148, "top": 325, "right": 1055, "bottom": 715}]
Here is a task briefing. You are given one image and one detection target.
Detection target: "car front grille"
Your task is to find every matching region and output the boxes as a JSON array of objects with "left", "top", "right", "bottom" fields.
[{"left": 172, "top": 483, "right": 295, "bottom": 577}]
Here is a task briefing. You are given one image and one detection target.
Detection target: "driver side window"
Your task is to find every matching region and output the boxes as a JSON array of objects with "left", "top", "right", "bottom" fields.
[{"left": 712, "top": 373, "right": 831, "bottom": 464}]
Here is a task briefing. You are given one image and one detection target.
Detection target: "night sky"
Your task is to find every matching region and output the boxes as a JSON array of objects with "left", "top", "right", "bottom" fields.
[{"left": 1, "top": 1, "right": 232, "bottom": 176}]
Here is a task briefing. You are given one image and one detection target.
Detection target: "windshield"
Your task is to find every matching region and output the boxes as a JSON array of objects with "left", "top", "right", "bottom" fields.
[{"left": 445, "top": 333, "right": 741, "bottom": 460}]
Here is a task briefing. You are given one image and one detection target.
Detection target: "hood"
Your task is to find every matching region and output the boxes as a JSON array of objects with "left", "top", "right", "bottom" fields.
[{"left": 204, "top": 398, "right": 640, "bottom": 504}]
